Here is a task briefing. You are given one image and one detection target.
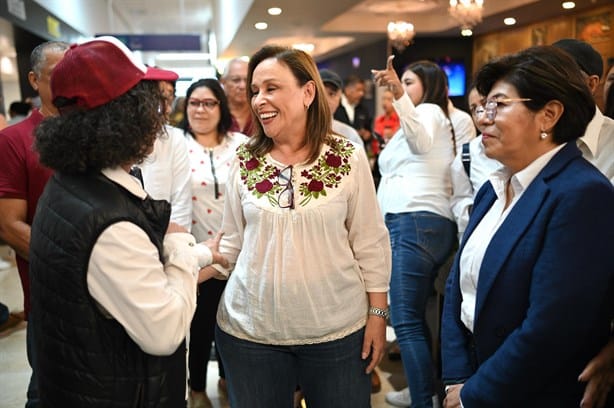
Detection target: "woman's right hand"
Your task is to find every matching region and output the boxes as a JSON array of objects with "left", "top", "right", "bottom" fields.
[
  {"left": 371, "top": 55, "right": 404, "bottom": 100},
  {"left": 579, "top": 339, "right": 614, "bottom": 408},
  {"left": 202, "top": 231, "right": 229, "bottom": 268}
]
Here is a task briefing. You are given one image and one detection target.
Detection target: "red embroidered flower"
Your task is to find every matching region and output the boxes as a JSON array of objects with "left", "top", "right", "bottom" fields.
[
  {"left": 307, "top": 180, "right": 324, "bottom": 192},
  {"left": 245, "top": 158, "right": 260, "bottom": 170},
  {"left": 255, "top": 179, "right": 273, "bottom": 193},
  {"left": 326, "top": 154, "right": 342, "bottom": 168}
]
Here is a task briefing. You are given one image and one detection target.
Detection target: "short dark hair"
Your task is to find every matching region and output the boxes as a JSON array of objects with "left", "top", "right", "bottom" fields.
[
  {"left": 179, "top": 78, "right": 232, "bottom": 140},
  {"left": 404, "top": 60, "right": 449, "bottom": 115},
  {"left": 344, "top": 74, "right": 364, "bottom": 89},
  {"left": 9, "top": 101, "right": 31, "bottom": 116},
  {"left": 35, "top": 80, "right": 164, "bottom": 173},
  {"left": 246, "top": 45, "right": 331, "bottom": 164},
  {"left": 30, "top": 41, "right": 69, "bottom": 77},
  {"left": 475, "top": 46, "right": 595, "bottom": 144}
]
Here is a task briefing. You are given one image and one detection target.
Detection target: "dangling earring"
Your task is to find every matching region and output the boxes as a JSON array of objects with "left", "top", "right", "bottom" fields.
[{"left": 540, "top": 131, "right": 548, "bottom": 140}]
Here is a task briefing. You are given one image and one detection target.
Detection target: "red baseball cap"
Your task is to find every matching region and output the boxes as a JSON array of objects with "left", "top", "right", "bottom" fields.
[{"left": 51, "top": 36, "right": 179, "bottom": 110}]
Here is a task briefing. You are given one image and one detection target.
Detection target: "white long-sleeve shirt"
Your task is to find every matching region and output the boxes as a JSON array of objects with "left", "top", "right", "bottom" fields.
[
  {"left": 377, "top": 93, "right": 473, "bottom": 219},
  {"left": 87, "top": 167, "right": 213, "bottom": 355},
  {"left": 216, "top": 136, "right": 391, "bottom": 345},
  {"left": 140, "top": 125, "right": 192, "bottom": 230},
  {"left": 187, "top": 132, "right": 248, "bottom": 241},
  {"left": 577, "top": 107, "right": 614, "bottom": 183},
  {"left": 450, "top": 136, "right": 502, "bottom": 240},
  {"left": 459, "top": 144, "right": 564, "bottom": 332},
  {"left": 449, "top": 101, "right": 477, "bottom": 153},
  {"left": 332, "top": 119, "right": 365, "bottom": 148}
]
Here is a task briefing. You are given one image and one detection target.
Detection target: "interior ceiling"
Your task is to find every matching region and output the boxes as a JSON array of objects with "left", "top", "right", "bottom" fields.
[{"left": 111, "top": 0, "right": 611, "bottom": 61}]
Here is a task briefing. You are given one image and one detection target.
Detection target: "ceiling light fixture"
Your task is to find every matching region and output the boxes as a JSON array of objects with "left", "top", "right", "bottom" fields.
[
  {"left": 504, "top": 17, "right": 516, "bottom": 26},
  {"left": 449, "top": 0, "right": 484, "bottom": 34},
  {"left": 268, "top": 7, "right": 282, "bottom": 16},
  {"left": 292, "top": 43, "right": 315, "bottom": 53},
  {"left": 254, "top": 22, "right": 268, "bottom": 30},
  {"left": 562, "top": 2, "right": 575, "bottom": 10},
  {"left": 387, "top": 21, "right": 416, "bottom": 51}
]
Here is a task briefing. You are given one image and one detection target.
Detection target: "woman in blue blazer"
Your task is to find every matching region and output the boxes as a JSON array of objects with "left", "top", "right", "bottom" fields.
[{"left": 441, "top": 46, "right": 614, "bottom": 408}]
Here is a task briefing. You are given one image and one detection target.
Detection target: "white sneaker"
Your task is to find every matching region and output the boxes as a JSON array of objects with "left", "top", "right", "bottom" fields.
[
  {"left": 0, "top": 258, "right": 12, "bottom": 270},
  {"left": 385, "top": 388, "right": 411, "bottom": 407},
  {"left": 385, "top": 388, "right": 440, "bottom": 408}
]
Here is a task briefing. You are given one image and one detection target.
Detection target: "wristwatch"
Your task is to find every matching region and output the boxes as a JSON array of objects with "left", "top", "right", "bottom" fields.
[{"left": 368, "top": 306, "right": 390, "bottom": 320}]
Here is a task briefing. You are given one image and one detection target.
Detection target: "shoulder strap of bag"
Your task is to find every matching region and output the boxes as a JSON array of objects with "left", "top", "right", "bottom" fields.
[{"left": 461, "top": 142, "right": 471, "bottom": 178}]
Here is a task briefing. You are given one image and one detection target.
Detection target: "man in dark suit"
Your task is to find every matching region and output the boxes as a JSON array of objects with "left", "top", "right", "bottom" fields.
[{"left": 334, "top": 75, "right": 373, "bottom": 143}]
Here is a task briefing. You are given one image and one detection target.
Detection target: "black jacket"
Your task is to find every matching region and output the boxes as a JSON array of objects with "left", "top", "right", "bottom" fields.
[{"left": 30, "top": 172, "right": 186, "bottom": 407}]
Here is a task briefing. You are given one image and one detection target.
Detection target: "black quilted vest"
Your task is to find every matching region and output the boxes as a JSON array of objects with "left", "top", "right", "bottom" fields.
[{"left": 30, "top": 172, "right": 186, "bottom": 408}]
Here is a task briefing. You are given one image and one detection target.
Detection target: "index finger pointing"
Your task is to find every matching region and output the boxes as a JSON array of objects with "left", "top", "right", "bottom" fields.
[{"left": 386, "top": 55, "right": 395, "bottom": 70}]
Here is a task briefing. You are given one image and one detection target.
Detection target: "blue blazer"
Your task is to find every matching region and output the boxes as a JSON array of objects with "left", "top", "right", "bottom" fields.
[{"left": 442, "top": 142, "right": 614, "bottom": 407}]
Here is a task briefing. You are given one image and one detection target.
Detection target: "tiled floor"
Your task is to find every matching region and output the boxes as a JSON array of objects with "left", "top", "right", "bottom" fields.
[{"left": 0, "top": 245, "right": 408, "bottom": 407}]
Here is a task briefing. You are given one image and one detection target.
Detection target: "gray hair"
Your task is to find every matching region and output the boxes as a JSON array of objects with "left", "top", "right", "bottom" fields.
[
  {"left": 30, "top": 41, "right": 70, "bottom": 76},
  {"left": 222, "top": 57, "right": 248, "bottom": 79}
]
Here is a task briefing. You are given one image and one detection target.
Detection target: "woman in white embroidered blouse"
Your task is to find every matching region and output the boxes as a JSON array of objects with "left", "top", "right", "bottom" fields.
[
  {"left": 204, "top": 45, "right": 391, "bottom": 408},
  {"left": 371, "top": 56, "right": 472, "bottom": 408},
  {"left": 178, "top": 78, "right": 248, "bottom": 407}
]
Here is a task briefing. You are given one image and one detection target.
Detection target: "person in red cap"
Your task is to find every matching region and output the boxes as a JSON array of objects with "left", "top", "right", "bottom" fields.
[{"left": 29, "top": 36, "right": 228, "bottom": 407}]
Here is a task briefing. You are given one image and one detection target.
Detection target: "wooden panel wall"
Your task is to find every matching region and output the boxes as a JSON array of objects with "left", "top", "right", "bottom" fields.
[{"left": 472, "top": 5, "right": 613, "bottom": 107}]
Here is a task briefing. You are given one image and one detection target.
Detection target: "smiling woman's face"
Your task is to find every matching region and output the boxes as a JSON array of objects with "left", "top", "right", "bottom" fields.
[
  {"left": 250, "top": 58, "right": 312, "bottom": 141},
  {"left": 187, "top": 86, "right": 220, "bottom": 137}
]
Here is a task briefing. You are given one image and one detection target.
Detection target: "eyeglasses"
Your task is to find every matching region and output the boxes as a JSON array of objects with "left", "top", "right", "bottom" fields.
[
  {"left": 187, "top": 98, "right": 220, "bottom": 110},
  {"left": 473, "top": 98, "right": 532, "bottom": 122},
  {"left": 277, "top": 166, "right": 294, "bottom": 209}
]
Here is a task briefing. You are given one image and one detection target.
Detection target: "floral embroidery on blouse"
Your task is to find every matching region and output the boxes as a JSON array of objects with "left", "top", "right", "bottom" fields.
[{"left": 236, "top": 137, "right": 355, "bottom": 207}]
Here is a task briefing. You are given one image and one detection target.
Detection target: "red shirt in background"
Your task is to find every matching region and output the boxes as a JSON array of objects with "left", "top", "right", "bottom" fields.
[
  {"left": 0, "top": 109, "right": 52, "bottom": 318},
  {"left": 372, "top": 111, "right": 400, "bottom": 155},
  {"left": 230, "top": 114, "right": 255, "bottom": 137}
]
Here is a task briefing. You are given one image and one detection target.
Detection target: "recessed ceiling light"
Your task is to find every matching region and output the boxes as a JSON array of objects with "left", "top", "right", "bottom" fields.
[
  {"left": 254, "top": 22, "right": 268, "bottom": 30},
  {"left": 461, "top": 28, "right": 473, "bottom": 37},
  {"left": 562, "top": 2, "right": 575, "bottom": 9},
  {"left": 504, "top": 17, "right": 516, "bottom": 25},
  {"left": 268, "top": 7, "right": 282, "bottom": 16},
  {"left": 292, "top": 43, "right": 315, "bottom": 53}
]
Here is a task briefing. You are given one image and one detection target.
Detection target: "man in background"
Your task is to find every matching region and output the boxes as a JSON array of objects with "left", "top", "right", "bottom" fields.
[
  {"left": 553, "top": 38, "right": 614, "bottom": 183},
  {"left": 0, "top": 40, "right": 69, "bottom": 408},
  {"left": 319, "top": 69, "right": 364, "bottom": 148},
  {"left": 222, "top": 58, "right": 254, "bottom": 136},
  {"left": 334, "top": 74, "right": 373, "bottom": 143}
]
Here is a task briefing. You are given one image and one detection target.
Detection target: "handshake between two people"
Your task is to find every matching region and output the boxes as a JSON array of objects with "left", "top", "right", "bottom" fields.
[{"left": 167, "top": 222, "right": 229, "bottom": 282}]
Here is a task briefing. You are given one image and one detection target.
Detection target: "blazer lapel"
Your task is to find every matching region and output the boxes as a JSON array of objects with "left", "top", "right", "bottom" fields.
[
  {"left": 473, "top": 142, "right": 581, "bottom": 320},
  {"left": 474, "top": 179, "right": 549, "bottom": 319}
]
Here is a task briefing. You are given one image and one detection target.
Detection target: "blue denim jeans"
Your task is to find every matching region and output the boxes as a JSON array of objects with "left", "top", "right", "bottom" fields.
[
  {"left": 386, "top": 211, "right": 456, "bottom": 408},
  {"left": 215, "top": 326, "right": 371, "bottom": 408}
]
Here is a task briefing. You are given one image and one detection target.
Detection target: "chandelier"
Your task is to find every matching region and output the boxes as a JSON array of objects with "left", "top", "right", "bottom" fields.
[
  {"left": 449, "top": 0, "right": 484, "bottom": 33},
  {"left": 387, "top": 21, "right": 415, "bottom": 51}
]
